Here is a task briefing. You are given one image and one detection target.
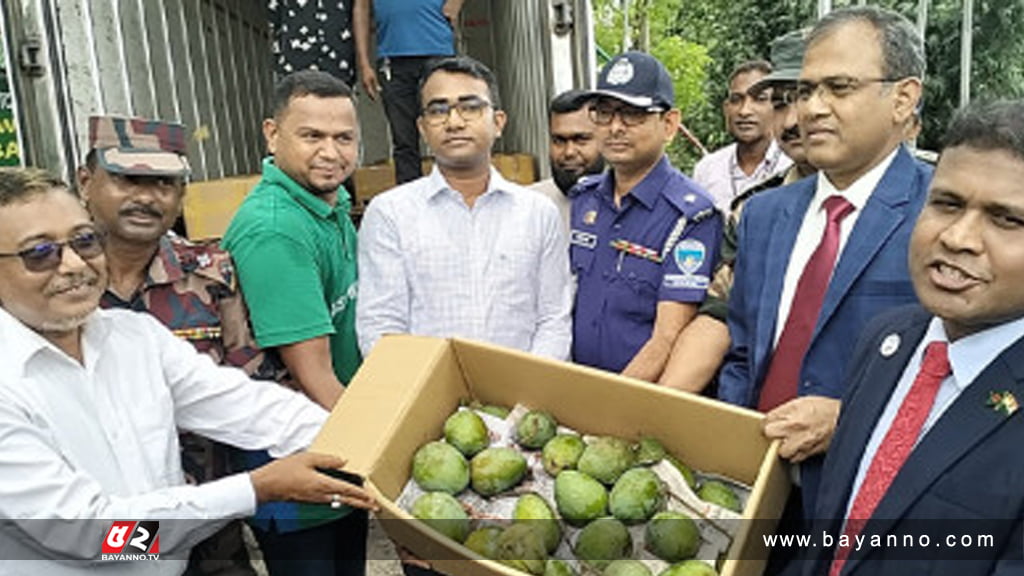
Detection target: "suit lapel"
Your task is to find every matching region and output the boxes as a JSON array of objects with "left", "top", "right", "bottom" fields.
[
  {"left": 846, "top": 334, "right": 1024, "bottom": 575},
  {"left": 755, "top": 181, "right": 815, "bottom": 370},
  {"left": 817, "top": 314, "right": 930, "bottom": 524},
  {"left": 816, "top": 148, "right": 917, "bottom": 334}
]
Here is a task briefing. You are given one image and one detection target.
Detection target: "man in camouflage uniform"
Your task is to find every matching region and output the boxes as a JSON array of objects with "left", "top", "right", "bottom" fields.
[
  {"left": 78, "top": 115, "right": 281, "bottom": 575},
  {"left": 659, "top": 29, "right": 816, "bottom": 396}
]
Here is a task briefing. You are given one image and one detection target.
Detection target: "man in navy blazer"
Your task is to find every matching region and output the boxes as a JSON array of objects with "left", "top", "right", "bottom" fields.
[
  {"left": 718, "top": 5, "right": 933, "bottom": 520},
  {"left": 801, "top": 100, "right": 1024, "bottom": 576}
]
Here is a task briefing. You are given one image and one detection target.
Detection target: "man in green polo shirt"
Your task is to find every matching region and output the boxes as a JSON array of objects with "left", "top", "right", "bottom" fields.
[{"left": 222, "top": 70, "right": 364, "bottom": 576}]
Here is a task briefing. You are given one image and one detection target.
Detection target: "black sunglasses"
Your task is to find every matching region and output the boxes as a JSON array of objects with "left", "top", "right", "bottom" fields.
[{"left": 0, "top": 231, "right": 105, "bottom": 272}]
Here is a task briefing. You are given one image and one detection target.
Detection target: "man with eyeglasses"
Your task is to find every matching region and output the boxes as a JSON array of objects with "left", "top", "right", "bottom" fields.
[
  {"left": 659, "top": 29, "right": 817, "bottom": 397},
  {"left": 356, "top": 55, "right": 571, "bottom": 362},
  {"left": 77, "top": 115, "right": 277, "bottom": 574},
  {"left": 0, "top": 167, "right": 376, "bottom": 574},
  {"left": 693, "top": 60, "right": 793, "bottom": 212},
  {"left": 570, "top": 51, "right": 721, "bottom": 381},
  {"left": 718, "top": 6, "right": 934, "bottom": 524}
]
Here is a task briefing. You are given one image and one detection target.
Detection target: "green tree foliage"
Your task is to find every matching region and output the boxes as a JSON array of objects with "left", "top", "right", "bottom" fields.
[{"left": 594, "top": 0, "right": 1024, "bottom": 171}]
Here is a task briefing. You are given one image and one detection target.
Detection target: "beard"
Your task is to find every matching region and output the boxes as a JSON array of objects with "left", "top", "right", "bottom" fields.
[
  {"left": 551, "top": 157, "right": 606, "bottom": 194},
  {"left": 40, "top": 311, "right": 93, "bottom": 333}
]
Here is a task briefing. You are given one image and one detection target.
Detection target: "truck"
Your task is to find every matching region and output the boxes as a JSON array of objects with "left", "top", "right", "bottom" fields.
[{"left": 1, "top": 0, "right": 596, "bottom": 214}]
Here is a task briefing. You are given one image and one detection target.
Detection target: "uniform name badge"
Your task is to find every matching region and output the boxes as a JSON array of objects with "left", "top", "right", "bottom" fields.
[{"left": 570, "top": 230, "right": 597, "bottom": 250}]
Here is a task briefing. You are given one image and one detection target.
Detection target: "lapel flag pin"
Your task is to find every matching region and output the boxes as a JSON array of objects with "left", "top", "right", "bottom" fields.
[
  {"left": 986, "top": 390, "right": 1019, "bottom": 417},
  {"left": 880, "top": 334, "right": 900, "bottom": 357}
]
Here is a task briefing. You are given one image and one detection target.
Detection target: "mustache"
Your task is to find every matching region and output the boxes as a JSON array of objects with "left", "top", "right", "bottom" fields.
[
  {"left": 120, "top": 203, "right": 163, "bottom": 219},
  {"left": 45, "top": 273, "right": 100, "bottom": 297},
  {"left": 779, "top": 125, "right": 801, "bottom": 142}
]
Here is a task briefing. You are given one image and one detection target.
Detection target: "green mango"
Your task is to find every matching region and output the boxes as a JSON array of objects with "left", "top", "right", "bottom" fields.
[
  {"left": 463, "top": 526, "right": 503, "bottom": 559},
  {"left": 411, "top": 441, "right": 469, "bottom": 494},
  {"left": 604, "top": 559, "right": 653, "bottom": 576},
  {"left": 633, "top": 437, "right": 667, "bottom": 465},
  {"left": 470, "top": 447, "right": 527, "bottom": 496},
  {"left": 517, "top": 410, "right": 558, "bottom": 450},
  {"left": 658, "top": 560, "right": 718, "bottom": 576},
  {"left": 609, "top": 468, "right": 666, "bottom": 523},
  {"left": 444, "top": 409, "right": 490, "bottom": 457},
  {"left": 495, "top": 523, "right": 548, "bottom": 575},
  {"left": 513, "top": 493, "right": 562, "bottom": 553},
  {"left": 645, "top": 511, "right": 700, "bottom": 563},
  {"left": 577, "top": 437, "right": 635, "bottom": 485},
  {"left": 574, "top": 517, "right": 632, "bottom": 570},
  {"left": 697, "top": 480, "right": 741, "bottom": 513},
  {"left": 666, "top": 454, "right": 697, "bottom": 491},
  {"left": 542, "top": 433, "right": 586, "bottom": 476},
  {"left": 554, "top": 470, "right": 608, "bottom": 526},
  {"left": 469, "top": 400, "right": 511, "bottom": 419},
  {"left": 410, "top": 492, "right": 469, "bottom": 543},
  {"left": 544, "top": 559, "right": 576, "bottom": 576}
]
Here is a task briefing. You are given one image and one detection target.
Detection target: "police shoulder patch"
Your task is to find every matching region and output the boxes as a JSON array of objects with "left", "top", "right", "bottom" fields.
[{"left": 673, "top": 239, "right": 706, "bottom": 274}]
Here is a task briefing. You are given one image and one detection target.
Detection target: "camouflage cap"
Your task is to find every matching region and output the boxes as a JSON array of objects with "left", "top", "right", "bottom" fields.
[
  {"left": 89, "top": 115, "right": 191, "bottom": 177},
  {"left": 751, "top": 29, "right": 810, "bottom": 92}
]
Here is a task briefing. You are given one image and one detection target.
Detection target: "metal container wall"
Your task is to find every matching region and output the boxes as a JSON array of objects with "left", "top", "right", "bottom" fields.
[{"left": 5, "top": 0, "right": 273, "bottom": 182}]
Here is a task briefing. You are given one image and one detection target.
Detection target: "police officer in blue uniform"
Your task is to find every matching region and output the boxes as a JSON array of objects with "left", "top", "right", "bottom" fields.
[{"left": 572, "top": 51, "right": 721, "bottom": 381}]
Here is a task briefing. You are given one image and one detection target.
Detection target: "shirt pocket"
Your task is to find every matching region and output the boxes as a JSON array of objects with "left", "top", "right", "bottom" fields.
[
  {"left": 614, "top": 253, "right": 662, "bottom": 321},
  {"left": 571, "top": 243, "right": 596, "bottom": 275}
]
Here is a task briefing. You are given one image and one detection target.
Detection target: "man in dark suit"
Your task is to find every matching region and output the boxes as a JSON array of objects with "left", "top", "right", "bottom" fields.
[
  {"left": 718, "top": 5, "right": 933, "bottom": 520},
  {"left": 802, "top": 99, "right": 1024, "bottom": 576}
]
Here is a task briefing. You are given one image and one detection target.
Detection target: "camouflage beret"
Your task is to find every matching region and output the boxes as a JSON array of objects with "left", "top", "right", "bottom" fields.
[{"left": 89, "top": 115, "right": 191, "bottom": 177}]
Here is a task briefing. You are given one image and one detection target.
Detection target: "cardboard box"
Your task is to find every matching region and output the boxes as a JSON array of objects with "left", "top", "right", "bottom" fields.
[
  {"left": 313, "top": 336, "right": 789, "bottom": 576},
  {"left": 183, "top": 175, "right": 260, "bottom": 240}
]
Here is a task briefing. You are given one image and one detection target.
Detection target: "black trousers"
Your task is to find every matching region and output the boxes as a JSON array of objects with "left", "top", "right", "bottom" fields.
[
  {"left": 379, "top": 56, "right": 437, "bottom": 185},
  {"left": 252, "top": 510, "right": 368, "bottom": 576}
]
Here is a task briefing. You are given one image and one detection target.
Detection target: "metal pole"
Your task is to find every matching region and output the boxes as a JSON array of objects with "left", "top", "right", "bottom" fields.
[
  {"left": 960, "top": 0, "right": 973, "bottom": 106},
  {"left": 818, "top": 0, "right": 832, "bottom": 18},
  {"left": 917, "top": 0, "right": 930, "bottom": 40},
  {"left": 622, "top": 0, "right": 631, "bottom": 51}
]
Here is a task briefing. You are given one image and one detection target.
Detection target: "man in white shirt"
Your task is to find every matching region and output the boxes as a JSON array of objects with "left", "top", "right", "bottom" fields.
[
  {"left": 356, "top": 55, "right": 572, "bottom": 360},
  {"left": 531, "top": 89, "right": 605, "bottom": 230},
  {"left": 693, "top": 60, "right": 792, "bottom": 211},
  {"left": 0, "top": 168, "right": 375, "bottom": 574}
]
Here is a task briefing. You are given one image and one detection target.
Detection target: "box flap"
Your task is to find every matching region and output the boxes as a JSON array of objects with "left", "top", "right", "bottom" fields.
[{"left": 310, "top": 335, "right": 455, "bottom": 477}]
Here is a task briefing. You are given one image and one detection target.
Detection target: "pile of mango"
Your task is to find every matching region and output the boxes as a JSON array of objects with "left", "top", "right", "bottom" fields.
[{"left": 405, "top": 405, "right": 742, "bottom": 576}]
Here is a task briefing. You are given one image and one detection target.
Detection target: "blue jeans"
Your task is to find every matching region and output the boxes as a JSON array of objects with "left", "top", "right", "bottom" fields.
[{"left": 252, "top": 511, "right": 368, "bottom": 576}]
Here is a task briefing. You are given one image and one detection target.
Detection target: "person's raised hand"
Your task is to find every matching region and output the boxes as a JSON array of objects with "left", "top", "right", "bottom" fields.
[{"left": 250, "top": 451, "right": 378, "bottom": 511}]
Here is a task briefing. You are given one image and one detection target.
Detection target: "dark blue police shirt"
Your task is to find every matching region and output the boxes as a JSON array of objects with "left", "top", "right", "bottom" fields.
[{"left": 570, "top": 155, "right": 721, "bottom": 373}]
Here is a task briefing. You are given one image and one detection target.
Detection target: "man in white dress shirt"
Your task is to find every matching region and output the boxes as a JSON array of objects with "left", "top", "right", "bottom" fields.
[
  {"left": 0, "top": 168, "right": 375, "bottom": 574},
  {"left": 356, "top": 55, "right": 572, "bottom": 359}
]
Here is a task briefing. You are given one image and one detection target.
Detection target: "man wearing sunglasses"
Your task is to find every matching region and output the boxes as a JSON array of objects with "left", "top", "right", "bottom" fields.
[
  {"left": 76, "top": 115, "right": 281, "bottom": 574},
  {"left": 718, "top": 6, "right": 934, "bottom": 523},
  {"left": 570, "top": 51, "right": 721, "bottom": 382},
  {"left": 0, "top": 167, "right": 376, "bottom": 574},
  {"left": 356, "top": 55, "right": 572, "bottom": 363}
]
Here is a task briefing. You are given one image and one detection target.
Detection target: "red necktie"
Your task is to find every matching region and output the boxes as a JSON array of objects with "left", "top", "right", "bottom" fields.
[
  {"left": 758, "top": 195, "right": 855, "bottom": 411},
  {"left": 828, "top": 341, "right": 951, "bottom": 576}
]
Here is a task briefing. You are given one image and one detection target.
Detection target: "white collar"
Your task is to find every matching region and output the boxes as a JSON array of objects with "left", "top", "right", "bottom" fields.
[
  {"left": 425, "top": 165, "right": 512, "bottom": 202},
  {"left": 813, "top": 147, "right": 899, "bottom": 213},
  {"left": 0, "top": 307, "right": 109, "bottom": 378},
  {"left": 923, "top": 315, "right": 1024, "bottom": 392}
]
